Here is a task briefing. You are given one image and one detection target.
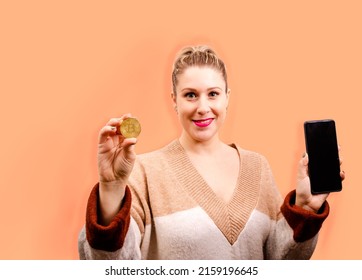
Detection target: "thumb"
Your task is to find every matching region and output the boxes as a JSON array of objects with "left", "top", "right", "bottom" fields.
[
  {"left": 298, "top": 153, "right": 309, "bottom": 180},
  {"left": 121, "top": 138, "right": 137, "bottom": 159}
]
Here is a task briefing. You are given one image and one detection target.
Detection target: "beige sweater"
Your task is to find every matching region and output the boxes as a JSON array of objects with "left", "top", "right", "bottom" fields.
[{"left": 78, "top": 140, "right": 329, "bottom": 259}]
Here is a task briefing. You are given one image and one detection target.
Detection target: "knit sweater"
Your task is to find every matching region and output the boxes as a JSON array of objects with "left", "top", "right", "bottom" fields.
[{"left": 78, "top": 139, "right": 329, "bottom": 260}]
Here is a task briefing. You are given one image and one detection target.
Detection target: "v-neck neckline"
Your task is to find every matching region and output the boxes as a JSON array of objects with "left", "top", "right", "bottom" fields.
[{"left": 166, "top": 140, "right": 261, "bottom": 245}]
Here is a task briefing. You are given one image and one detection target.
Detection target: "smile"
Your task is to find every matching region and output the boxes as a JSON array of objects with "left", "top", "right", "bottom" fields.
[{"left": 193, "top": 118, "right": 214, "bottom": 127}]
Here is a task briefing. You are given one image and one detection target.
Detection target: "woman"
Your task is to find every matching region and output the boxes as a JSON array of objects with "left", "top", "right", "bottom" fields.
[{"left": 78, "top": 45, "right": 344, "bottom": 259}]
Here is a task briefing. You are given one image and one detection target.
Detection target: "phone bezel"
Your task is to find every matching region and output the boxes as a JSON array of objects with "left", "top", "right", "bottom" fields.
[{"left": 304, "top": 119, "right": 342, "bottom": 194}]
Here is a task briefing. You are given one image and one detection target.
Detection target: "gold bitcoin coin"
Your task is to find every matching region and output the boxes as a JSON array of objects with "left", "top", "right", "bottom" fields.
[{"left": 119, "top": 117, "right": 141, "bottom": 138}]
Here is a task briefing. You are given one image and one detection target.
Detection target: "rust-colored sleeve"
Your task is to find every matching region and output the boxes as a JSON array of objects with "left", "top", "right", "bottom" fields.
[
  {"left": 281, "top": 190, "right": 329, "bottom": 242},
  {"left": 85, "top": 183, "right": 132, "bottom": 251}
]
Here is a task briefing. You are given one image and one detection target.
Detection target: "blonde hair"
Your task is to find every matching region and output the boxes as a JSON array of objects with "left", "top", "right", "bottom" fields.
[{"left": 171, "top": 45, "right": 228, "bottom": 94}]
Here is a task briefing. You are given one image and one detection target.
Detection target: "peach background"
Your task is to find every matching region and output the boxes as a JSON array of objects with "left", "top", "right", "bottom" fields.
[{"left": 0, "top": 1, "right": 361, "bottom": 259}]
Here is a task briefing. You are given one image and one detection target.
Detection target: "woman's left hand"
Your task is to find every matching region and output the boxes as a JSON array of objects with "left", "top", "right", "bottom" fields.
[{"left": 295, "top": 153, "right": 345, "bottom": 213}]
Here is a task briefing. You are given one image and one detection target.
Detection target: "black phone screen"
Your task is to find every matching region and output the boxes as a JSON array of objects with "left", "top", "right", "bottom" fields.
[{"left": 304, "top": 119, "right": 342, "bottom": 194}]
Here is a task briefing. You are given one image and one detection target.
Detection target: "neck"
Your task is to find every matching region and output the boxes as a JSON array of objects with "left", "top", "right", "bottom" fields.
[{"left": 179, "top": 132, "right": 224, "bottom": 155}]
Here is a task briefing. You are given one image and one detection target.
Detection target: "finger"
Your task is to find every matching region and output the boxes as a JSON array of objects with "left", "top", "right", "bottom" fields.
[
  {"left": 302, "top": 152, "right": 309, "bottom": 166},
  {"left": 116, "top": 138, "right": 138, "bottom": 162},
  {"left": 121, "top": 138, "right": 138, "bottom": 152},
  {"left": 340, "top": 170, "right": 346, "bottom": 181},
  {"left": 339, "top": 156, "right": 343, "bottom": 166},
  {"left": 106, "top": 114, "right": 132, "bottom": 127},
  {"left": 98, "top": 125, "right": 118, "bottom": 143},
  {"left": 298, "top": 153, "right": 309, "bottom": 179},
  {"left": 337, "top": 144, "right": 343, "bottom": 166}
]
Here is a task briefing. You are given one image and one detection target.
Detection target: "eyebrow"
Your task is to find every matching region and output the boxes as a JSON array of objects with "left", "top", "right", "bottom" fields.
[{"left": 180, "top": 87, "right": 223, "bottom": 92}]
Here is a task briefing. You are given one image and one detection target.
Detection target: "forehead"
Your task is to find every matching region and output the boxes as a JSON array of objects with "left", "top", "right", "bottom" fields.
[{"left": 176, "top": 66, "right": 225, "bottom": 90}]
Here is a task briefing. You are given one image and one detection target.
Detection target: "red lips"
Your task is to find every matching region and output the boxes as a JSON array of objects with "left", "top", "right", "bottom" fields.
[{"left": 193, "top": 118, "right": 214, "bottom": 127}]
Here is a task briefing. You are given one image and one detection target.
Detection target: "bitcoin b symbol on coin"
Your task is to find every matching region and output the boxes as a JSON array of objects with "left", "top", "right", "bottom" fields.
[
  {"left": 126, "top": 123, "right": 135, "bottom": 133},
  {"left": 120, "top": 117, "right": 141, "bottom": 138}
]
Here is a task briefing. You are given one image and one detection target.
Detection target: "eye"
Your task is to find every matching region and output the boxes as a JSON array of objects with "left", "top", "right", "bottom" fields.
[
  {"left": 209, "top": 91, "right": 219, "bottom": 98},
  {"left": 184, "top": 92, "right": 197, "bottom": 99}
]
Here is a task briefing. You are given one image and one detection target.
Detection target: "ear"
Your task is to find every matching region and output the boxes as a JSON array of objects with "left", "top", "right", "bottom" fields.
[
  {"left": 171, "top": 92, "right": 177, "bottom": 105},
  {"left": 226, "top": 88, "right": 231, "bottom": 108}
]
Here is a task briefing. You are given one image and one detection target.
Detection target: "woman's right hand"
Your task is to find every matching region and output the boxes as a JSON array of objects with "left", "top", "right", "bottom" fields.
[
  {"left": 98, "top": 114, "right": 137, "bottom": 185},
  {"left": 97, "top": 114, "right": 137, "bottom": 225}
]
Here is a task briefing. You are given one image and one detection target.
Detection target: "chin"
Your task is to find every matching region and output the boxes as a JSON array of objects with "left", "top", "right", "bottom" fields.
[{"left": 190, "top": 131, "right": 217, "bottom": 143}]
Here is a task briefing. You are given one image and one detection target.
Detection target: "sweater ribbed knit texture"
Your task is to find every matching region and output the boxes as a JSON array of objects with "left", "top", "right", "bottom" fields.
[{"left": 78, "top": 140, "right": 329, "bottom": 260}]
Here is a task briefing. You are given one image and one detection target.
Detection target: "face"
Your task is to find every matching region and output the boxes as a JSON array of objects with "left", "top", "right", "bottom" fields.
[{"left": 172, "top": 66, "right": 229, "bottom": 144}]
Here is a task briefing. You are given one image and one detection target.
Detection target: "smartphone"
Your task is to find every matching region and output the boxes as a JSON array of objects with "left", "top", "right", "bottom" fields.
[{"left": 304, "top": 119, "right": 342, "bottom": 194}]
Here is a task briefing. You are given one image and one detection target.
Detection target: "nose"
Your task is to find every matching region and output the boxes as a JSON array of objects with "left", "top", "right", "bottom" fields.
[{"left": 196, "top": 96, "right": 210, "bottom": 115}]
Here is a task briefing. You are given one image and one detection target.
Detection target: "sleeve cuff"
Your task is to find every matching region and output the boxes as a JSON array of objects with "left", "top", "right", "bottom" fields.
[
  {"left": 85, "top": 183, "right": 132, "bottom": 251},
  {"left": 280, "top": 190, "right": 329, "bottom": 242}
]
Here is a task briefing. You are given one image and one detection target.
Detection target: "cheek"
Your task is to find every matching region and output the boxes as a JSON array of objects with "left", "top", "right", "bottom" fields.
[
  {"left": 177, "top": 102, "right": 194, "bottom": 115},
  {"left": 214, "top": 101, "right": 228, "bottom": 115}
]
